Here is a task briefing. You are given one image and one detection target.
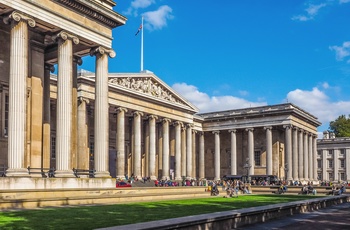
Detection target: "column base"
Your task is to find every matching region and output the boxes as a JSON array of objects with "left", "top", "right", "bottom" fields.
[
  {"left": 175, "top": 176, "right": 182, "bottom": 181},
  {"left": 150, "top": 175, "right": 157, "bottom": 181},
  {"left": 94, "top": 171, "right": 111, "bottom": 178},
  {"left": 161, "top": 175, "right": 170, "bottom": 180},
  {"left": 6, "top": 168, "right": 29, "bottom": 177},
  {"left": 55, "top": 170, "right": 75, "bottom": 178}
]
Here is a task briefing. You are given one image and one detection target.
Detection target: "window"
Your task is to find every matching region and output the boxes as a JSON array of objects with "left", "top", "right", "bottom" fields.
[
  {"left": 254, "top": 150, "right": 261, "bottom": 166},
  {"left": 4, "top": 94, "right": 8, "bottom": 137},
  {"left": 328, "top": 149, "right": 334, "bottom": 156},
  {"left": 51, "top": 136, "right": 56, "bottom": 159},
  {"left": 328, "top": 172, "right": 333, "bottom": 181},
  {"left": 340, "top": 159, "right": 345, "bottom": 168},
  {"left": 317, "top": 150, "right": 322, "bottom": 156},
  {"left": 317, "top": 160, "right": 322, "bottom": 169},
  {"left": 340, "top": 173, "right": 345, "bottom": 181},
  {"left": 317, "top": 172, "right": 322, "bottom": 180},
  {"left": 328, "top": 159, "right": 333, "bottom": 168},
  {"left": 340, "top": 149, "right": 346, "bottom": 155}
]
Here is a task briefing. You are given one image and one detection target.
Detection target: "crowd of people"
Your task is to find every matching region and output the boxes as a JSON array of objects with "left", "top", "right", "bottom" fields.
[{"left": 121, "top": 174, "right": 348, "bottom": 198}]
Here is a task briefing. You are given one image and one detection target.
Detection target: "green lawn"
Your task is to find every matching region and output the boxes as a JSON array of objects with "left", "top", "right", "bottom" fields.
[{"left": 0, "top": 194, "right": 321, "bottom": 230}]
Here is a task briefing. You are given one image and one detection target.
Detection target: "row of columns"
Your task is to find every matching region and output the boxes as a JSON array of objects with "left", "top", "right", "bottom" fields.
[
  {"left": 5, "top": 10, "right": 114, "bottom": 177},
  {"left": 115, "top": 108, "right": 205, "bottom": 180}
]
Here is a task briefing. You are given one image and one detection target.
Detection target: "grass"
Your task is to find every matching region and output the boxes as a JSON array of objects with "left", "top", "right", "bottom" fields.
[{"left": 0, "top": 194, "right": 322, "bottom": 230}]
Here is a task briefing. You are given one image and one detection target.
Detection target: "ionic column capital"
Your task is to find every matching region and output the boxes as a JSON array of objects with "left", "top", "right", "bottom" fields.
[
  {"left": 116, "top": 107, "right": 127, "bottom": 113},
  {"left": 212, "top": 131, "right": 220, "bottom": 135},
  {"left": 44, "top": 63, "right": 55, "bottom": 73},
  {"left": 192, "top": 129, "right": 198, "bottom": 134},
  {"left": 162, "top": 118, "right": 171, "bottom": 123},
  {"left": 186, "top": 123, "right": 194, "bottom": 129},
  {"left": 54, "top": 31, "right": 79, "bottom": 45},
  {"left": 133, "top": 111, "right": 144, "bottom": 117},
  {"left": 173, "top": 121, "right": 183, "bottom": 126},
  {"left": 245, "top": 128, "right": 254, "bottom": 132},
  {"left": 78, "top": 96, "right": 90, "bottom": 104},
  {"left": 148, "top": 114, "right": 158, "bottom": 120},
  {"left": 264, "top": 126, "right": 273, "bottom": 130},
  {"left": 90, "top": 46, "right": 116, "bottom": 58},
  {"left": 4, "top": 11, "right": 36, "bottom": 27},
  {"left": 228, "top": 129, "right": 237, "bottom": 133},
  {"left": 283, "top": 125, "right": 292, "bottom": 130},
  {"left": 73, "top": 56, "right": 83, "bottom": 66}
]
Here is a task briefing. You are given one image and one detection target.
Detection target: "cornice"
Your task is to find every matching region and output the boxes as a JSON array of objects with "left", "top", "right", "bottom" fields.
[{"left": 55, "top": 0, "right": 126, "bottom": 28}]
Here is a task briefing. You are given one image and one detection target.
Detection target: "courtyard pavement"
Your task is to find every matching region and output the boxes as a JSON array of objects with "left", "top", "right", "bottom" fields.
[{"left": 239, "top": 201, "right": 350, "bottom": 230}]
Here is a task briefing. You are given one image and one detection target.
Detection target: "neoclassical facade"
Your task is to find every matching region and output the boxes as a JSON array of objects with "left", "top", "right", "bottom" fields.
[
  {"left": 317, "top": 131, "right": 350, "bottom": 182},
  {"left": 0, "top": 0, "right": 322, "bottom": 190}
]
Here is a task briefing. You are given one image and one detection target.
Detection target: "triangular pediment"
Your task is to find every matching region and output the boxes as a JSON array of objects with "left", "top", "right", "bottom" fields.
[{"left": 106, "top": 72, "right": 199, "bottom": 113}]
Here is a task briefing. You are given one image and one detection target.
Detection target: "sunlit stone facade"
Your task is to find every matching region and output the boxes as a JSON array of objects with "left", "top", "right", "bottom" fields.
[{"left": 0, "top": 0, "right": 323, "bottom": 190}]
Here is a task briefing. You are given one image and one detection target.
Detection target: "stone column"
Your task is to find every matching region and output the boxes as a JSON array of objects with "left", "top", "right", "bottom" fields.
[
  {"left": 303, "top": 132, "right": 309, "bottom": 180},
  {"left": 213, "top": 131, "right": 220, "bottom": 180},
  {"left": 264, "top": 127, "right": 273, "bottom": 175},
  {"left": 77, "top": 97, "right": 89, "bottom": 170},
  {"left": 322, "top": 149, "right": 327, "bottom": 180},
  {"left": 229, "top": 130, "right": 237, "bottom": 175},
  {"left": 174, "top": 121, "right": 182, "bottom": 180},
  {"left": 186, "top": 124, "right": 192, "bottom": 179},
  {"left": 298, "top": 129, "right": 304, "bottom": 180},
  {"left": 292, "top": 127, "right": 299, "bottom": 181},
  {"left": 162, "top": 118, "right": 171, "bottom": 180},
  {"left": 5, "top": 11, "right": 35, "bottom": 176},
  {"left": 284, "top": 125, "right": 292, "bottom": 181},
  {"left": 148, "top": 115, "right": 157, "bottom": 180},
  {"left": 116, "top": 107, "right": 127, "bottom": 179},
  {"left": 181, "top": 126, "right": 186, "bottom": 177},
  {"left": 133, "top": 111, "right": 143, "bottom": 179},
  {"left": 90, "top": 46, "right": 115, "bottom": 178},
  {"left": 308, "top": 134, "right": 313, "bottom": 180},
  {"left": 313, "top": 135, "right": 318, "bottom": 181},
  {"left": 192, "top": 130, "right": 197, "bottom": 179},
  {"left": 346, "top": 148, "right": 350, "bottom": 182},
  {"left": 43, "top": 64, "right": 54, "bottom": 170},
  {"left": 198, "top": 132, "right": 205, "bottom": 179},
  {"left": 54, "top": 31, "right": 79, "bottom": 177},
  {"left": 71, "top": 56, "right": 82, "bottom": 170},
  {"left": 246, "top": 128, "right": 254, "bottom": 176},
  {"left": 334, "top": 149, "right": 339, "bottom": 181}
]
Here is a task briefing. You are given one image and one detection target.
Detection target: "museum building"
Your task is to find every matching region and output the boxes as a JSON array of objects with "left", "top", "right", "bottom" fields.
[{"left": 0, "top": 0, "right": 323, "bottom": 189}]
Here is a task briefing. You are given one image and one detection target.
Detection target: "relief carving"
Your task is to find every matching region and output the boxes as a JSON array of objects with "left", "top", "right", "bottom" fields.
[{"left": 109, "top": 77, "right": 184, "bottom": 105}]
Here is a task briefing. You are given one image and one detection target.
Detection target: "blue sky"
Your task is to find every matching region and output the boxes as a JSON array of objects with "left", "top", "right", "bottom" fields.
[{"left": 82, "top": 0, "right": 350, "bottom": 135}]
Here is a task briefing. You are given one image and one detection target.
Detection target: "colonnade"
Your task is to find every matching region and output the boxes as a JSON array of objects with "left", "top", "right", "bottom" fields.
[{"left": 4, "top": 10, "right": 115, "bottom": 178}]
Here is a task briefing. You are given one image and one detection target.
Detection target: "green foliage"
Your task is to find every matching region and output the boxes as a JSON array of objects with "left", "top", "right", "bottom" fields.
[
  {"left": 0, "top": 195, "right": 320, "bottom": 230},
  {"left": 329, "top": 114, "right": 350, "bottom": 137}
]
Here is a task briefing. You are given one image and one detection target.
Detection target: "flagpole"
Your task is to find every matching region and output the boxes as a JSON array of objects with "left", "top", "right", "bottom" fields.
[{"left": 141, "top": 16, "right": 144, "bottom": 72}]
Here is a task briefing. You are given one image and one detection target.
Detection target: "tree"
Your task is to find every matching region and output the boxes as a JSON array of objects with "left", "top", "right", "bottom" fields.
[{"left": 328, "top": 115, "right": 350, "bottom": 137}]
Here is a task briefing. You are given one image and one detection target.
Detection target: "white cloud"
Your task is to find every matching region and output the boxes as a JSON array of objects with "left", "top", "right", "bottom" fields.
[
  {"left": 329, "top": 41, "right": 350, "bottom": 62},
  {"left": 131, "top": 0, "right": 155, "bottom": 9},
  {"left": 286, "top": 87, "right": 350, "bottom": 129},
  {"left": 172, "top": 83, "right": 266, "bottom": 113},
  {"left": 143, "top": 5, "right": 174, "bottom": 30},
  {"left": 339, "top": 0, "right": 350, "bottom": 4},
  {"left": 123, "top": 0, "right": 155, "bottom": 16},
  {"left": 292, "top": 3, "right": 327, "bottom": 21}
]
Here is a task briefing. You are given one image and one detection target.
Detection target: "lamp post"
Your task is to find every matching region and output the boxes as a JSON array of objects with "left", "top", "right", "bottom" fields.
[{"left": 244, "top": 157, "right": 251, "bottom": 183}]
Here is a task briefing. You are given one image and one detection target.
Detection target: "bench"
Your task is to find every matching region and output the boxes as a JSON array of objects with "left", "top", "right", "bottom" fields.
[
  {"left": 0, "top": 164, "right": 7, "bottom": 177},
  {"left": 73, "top": 168, "right": 95, "bottom": 178},
  {"left": 27, "top": 166, "right": 55, "bottom": 178}
]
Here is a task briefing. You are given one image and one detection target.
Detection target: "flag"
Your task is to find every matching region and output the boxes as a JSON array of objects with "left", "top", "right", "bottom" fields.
[{"left": 135, "top": 24, "right": 142, "bottom": 36}]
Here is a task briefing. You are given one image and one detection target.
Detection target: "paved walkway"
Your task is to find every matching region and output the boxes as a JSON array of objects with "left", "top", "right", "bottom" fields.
[{"left": 239, "top": 202, "right": 350, "bottom": 230}]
